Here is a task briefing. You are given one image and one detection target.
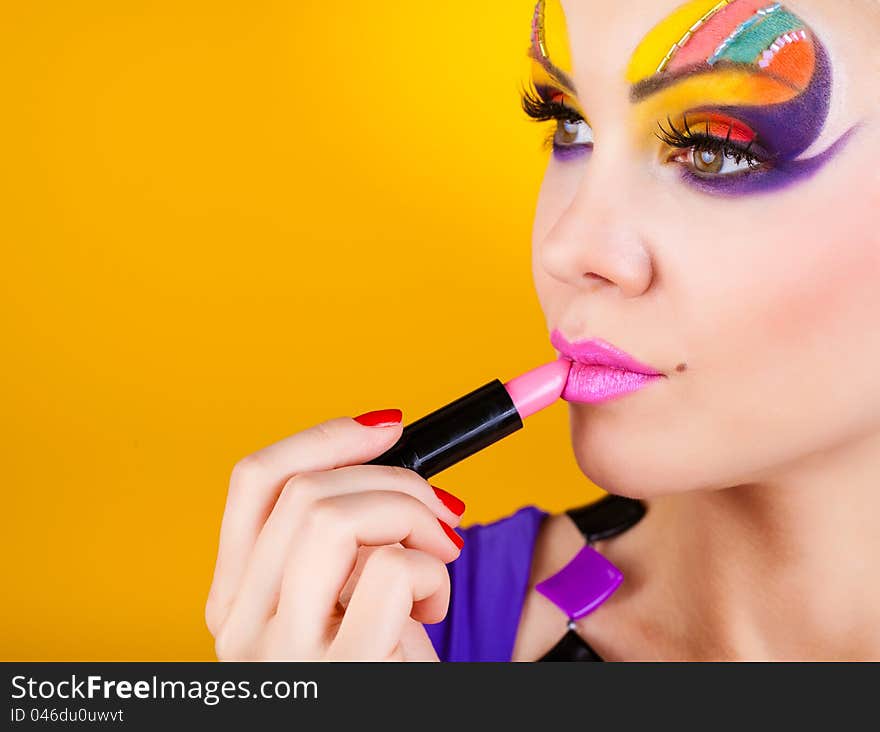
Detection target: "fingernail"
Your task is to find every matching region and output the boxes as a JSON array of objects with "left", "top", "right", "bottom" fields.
[
  {"left": 438, "top": 519, "right": 464, "bottom": 550},
  {"left": 354, "top": 409, "right": 403, "bottom": 427},
  {"left": 432, "top": 486, "right": 465, "bottom": 516}
]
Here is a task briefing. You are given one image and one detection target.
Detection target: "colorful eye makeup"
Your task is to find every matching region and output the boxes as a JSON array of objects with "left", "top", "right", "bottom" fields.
[
  {"left": 524, "top": 0, "right": 593, "bottom": 162},
  {"left": 656, "top": 112, "right": 767, "bottom": 177},
  {"left": 523, "top": 0, "right": 857, "bottom": 195},
  {"left": 629, "top": 0, "right": 855, "bottom": 194}
]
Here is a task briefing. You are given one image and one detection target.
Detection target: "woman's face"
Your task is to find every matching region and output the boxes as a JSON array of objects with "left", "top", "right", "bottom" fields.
[{"left": 531, "top": 0, "right": 880, "bottom": 497}]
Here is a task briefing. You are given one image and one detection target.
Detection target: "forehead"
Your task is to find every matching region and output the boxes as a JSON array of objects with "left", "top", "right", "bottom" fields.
[{"left": 544, "top": 0, "right": 817, "bottom": 79}]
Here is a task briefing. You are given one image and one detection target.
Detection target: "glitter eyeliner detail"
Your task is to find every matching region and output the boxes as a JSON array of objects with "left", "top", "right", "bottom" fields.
[{"left": 656, "top": 0, "right": 733, "bottom": 73}]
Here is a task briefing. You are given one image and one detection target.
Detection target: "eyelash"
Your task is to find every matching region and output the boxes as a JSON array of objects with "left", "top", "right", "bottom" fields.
[
  {"left": 520, "top": 87, "right": 586, "bottom": 150},
  {"left": 520, "top": 87, "right": 771, "bottom": 169},
  {"left": 655, "top": 115, "right": 767, "bottom": 169}
]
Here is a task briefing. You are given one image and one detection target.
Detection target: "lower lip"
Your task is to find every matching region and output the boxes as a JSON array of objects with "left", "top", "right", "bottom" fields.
[{"left": 562, "top": 361, "right": 663, "bottom": 403}]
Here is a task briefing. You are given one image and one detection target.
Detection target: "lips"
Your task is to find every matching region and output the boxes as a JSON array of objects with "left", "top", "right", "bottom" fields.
[{"left": 551, "top": 329, "right": 665, "bottom": 404}]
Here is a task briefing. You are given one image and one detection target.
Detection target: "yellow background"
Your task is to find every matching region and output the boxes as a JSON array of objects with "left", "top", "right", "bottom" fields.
[{"left": 1, "top": 1, "right": 601, "bottom": 660}]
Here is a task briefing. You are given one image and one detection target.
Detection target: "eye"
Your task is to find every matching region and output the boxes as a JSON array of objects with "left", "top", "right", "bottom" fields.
[
  {"left": 520, "top": 86, "right": 593, "bottom": 160},
  {"left": 673, "top": 147, "right": 759, "bottom": 176},
  {"left": 553, "top": 118, "right": 594, "bottom": 148},
  {"left": 656, "top": 116, "right": 768, "bottom": 179}
]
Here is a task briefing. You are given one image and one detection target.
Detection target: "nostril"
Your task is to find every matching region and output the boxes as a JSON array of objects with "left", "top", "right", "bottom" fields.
[{"left": 583, "top": 272, "right": 612, "bottom": 284}]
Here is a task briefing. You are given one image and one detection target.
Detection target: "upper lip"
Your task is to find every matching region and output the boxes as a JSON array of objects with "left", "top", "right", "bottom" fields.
[{"left": 550, "top": 329, "right": 664, "bottom": 376}]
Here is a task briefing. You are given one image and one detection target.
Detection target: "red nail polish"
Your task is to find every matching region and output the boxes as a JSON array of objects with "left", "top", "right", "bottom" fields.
[
  {"left": 354, "top": 409, "right": 402, "bottom": 427},
  {"left": 438, "top": 519, "right": 464, "bottom": 550},
  {"left": 432, "top": 486, "right": 466, "bottom": 516}
]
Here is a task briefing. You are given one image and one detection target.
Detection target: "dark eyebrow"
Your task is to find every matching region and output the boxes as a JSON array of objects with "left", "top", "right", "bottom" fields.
[
  {"left": 529, "top": 1, "right": 578, "bottom": 95},
  {"left": 529, "top": 41, "right": 578, "bottom": 95},
  {"left": 629, "top": 60, "right": 801, "bottom": 103}
]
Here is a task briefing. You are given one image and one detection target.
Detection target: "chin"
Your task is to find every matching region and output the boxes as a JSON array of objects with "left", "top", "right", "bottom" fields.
[{"left": 566, "top": 402, "right": 724, "bottom": 499}]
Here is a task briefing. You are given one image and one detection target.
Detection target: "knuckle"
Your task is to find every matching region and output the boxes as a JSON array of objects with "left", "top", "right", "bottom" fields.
[
  {"left": 383, "top": 464, "right": 426, "bottom": 489},
  {"left": 305, "top": 498, "right": 350, "bottom": 537},
  {"left": 360, "top": 465, "right": 427, "bottom": 502},
  {"left": 387, "top": 466, "right": 434, "bottom": 500},
  {"left": 229, "top": 453, "right": 264, "bottom": 491},
  {"left": 278, "top": 472, "right": 319, "bottom": 512},
  {"left": 364, "top": 545, "right": 408, "bottom": 576},
  {"left": 213, "top": 626, "right": 239, "bottom": 661}
]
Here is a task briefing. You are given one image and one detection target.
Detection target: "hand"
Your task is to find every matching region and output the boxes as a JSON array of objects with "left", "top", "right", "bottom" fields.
[{"left": 204, "top": 410, "right": 465, "bottom": 661}]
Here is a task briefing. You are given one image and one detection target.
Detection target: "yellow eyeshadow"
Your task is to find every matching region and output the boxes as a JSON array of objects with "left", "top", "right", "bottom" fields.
[
  {"left": 632, "top": 68, "right": 797, "bottom": 124},
  {"left": 540, "top": 0, "right": 573, "bottom": 75},
  {"left": 528, "top": 62, "right": 587, "bottom": 119}
]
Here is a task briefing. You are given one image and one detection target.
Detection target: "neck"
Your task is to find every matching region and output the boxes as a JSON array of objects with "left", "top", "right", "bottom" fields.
[{"left": 636, "top": 429, "right": 880, "bottom": 660}]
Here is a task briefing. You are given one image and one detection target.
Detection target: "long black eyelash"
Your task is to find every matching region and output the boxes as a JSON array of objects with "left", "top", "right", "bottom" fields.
[
  {"left": 520, "top": 84, "right": 583, "bottom": 124},
  {"left": 520, "top": 88, "right": 768, "bottom": 169},
  {"left": 656, "top": 114, "right": 768, "bottom": 167},
  {"left": 520, "top": 85, "right": 586, "bottom": 150}
]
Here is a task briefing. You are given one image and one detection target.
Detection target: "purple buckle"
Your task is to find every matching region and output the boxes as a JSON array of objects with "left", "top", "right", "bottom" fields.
[{"left": 535, "top": 545, "right": 623, "bottom": 621}]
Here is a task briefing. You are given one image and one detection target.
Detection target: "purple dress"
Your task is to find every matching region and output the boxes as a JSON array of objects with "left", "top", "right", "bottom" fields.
[{"left": 424, "top": 506, "right": 548, "bottom": 662}]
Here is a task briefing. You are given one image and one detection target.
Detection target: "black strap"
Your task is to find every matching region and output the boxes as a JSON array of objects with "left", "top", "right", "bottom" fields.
[
  {"left": 539, "top": 628, "right": 604, "bottom": 661},
  {"left": 566, "top": 494, "right": 646, "bottom": 545},
  {"left": 537, "top": 495, "right": 646, "bottom": 662}
]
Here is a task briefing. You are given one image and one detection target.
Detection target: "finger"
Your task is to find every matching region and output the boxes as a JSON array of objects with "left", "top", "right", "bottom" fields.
[
  {"left": 325, "top": 546, "right": 450, "bottom": 660},
  {"left": 269, "top": 491, "right": 461, "bottom": 654},
  {"left": 224, "top": 472, "right": 458, "bottom": 656},
  {"left": 234, "top": 464, "right": 459, "bottom": 617},
  {"left": 397, "top": 619, "right": 442, "bottom": 662},
  {"left": 206, "top": 414, "right": 403, "bottom": 635}
]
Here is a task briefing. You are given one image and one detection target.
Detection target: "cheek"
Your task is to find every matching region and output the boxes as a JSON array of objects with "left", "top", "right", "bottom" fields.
[
  {"left": 531, "top": 135, "right": 880, "bottom": 495},
  {"left": 684, "top": 171, "right": 880, "bottom": 468}
]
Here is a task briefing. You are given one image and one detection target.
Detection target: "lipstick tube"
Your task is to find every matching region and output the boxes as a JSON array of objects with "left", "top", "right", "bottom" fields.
[{"left": 366, "top": 360, "right": 570, "bottom": 478}]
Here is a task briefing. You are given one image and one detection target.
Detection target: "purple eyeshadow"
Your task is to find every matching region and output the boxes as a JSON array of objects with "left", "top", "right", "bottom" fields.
[
  {"left": 680, "top": 35, "right": 854, "bottom": 195},
  {"left": 678, "top": 124, "right": 856, "bottom": 195},
  {"left": 552, "top": 143, "right": 593, "bottom": 162}
]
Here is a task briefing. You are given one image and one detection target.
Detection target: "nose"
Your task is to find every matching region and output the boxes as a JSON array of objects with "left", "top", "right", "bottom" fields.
[{"left": 537, "top": 177, "right": 654, "bottom": 298}]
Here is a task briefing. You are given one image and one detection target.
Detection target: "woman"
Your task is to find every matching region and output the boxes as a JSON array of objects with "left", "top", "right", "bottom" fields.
[{"left": 205, "top": 0, "right": 880, "bottom": 661}]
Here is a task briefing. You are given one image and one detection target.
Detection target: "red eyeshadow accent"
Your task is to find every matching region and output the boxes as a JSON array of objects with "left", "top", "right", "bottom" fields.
[{"left": 698, "top": 113, "right": 756, "bottom": 144}]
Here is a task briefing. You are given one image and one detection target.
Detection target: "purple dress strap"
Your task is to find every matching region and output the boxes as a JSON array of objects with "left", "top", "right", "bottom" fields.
[{"left": 424, "top": 505, "right": 548, "bottom": 662}]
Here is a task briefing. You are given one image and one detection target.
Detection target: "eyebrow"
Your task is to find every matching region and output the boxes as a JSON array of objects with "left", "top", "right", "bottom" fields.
[
  {"left": 529, "top": 0, "right": 578, "bottom": 95},
  {"left": 629, "top": 1, "right": 812, "bottom": 103},
  {"left": 630, "top": 59, "right": 801, "bottom": 102}
]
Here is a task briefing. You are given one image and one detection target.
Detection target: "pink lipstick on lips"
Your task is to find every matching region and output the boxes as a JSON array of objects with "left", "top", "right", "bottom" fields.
[
  {"left": 551, "top": 329, "right": 665, "bottom": 403},
  {"left": 367, "top": 360, "right": 571, "bottom": 478}
]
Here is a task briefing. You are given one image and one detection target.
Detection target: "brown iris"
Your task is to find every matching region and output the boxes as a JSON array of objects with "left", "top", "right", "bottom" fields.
[
  {"left": 693, "top": 148, "right": 723, "bottom": 173},
  {"left": 555, "top": 119, "right": 581, "bottom": 145}
]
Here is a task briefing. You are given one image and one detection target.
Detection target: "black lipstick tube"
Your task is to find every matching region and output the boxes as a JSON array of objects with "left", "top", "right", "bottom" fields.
[{"left": 365, "top": 379, "right": 523, "bottom": 478}]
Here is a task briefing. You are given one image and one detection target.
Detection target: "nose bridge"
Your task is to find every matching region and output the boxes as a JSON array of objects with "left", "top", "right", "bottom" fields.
[{"left": 539, "top": 148, "right": 654, "bottom": 298}]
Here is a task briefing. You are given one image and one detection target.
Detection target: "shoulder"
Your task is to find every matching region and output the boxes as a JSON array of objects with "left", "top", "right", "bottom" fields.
[{"left": 424, "top": 505, "right": 549, "bottom": 662}]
